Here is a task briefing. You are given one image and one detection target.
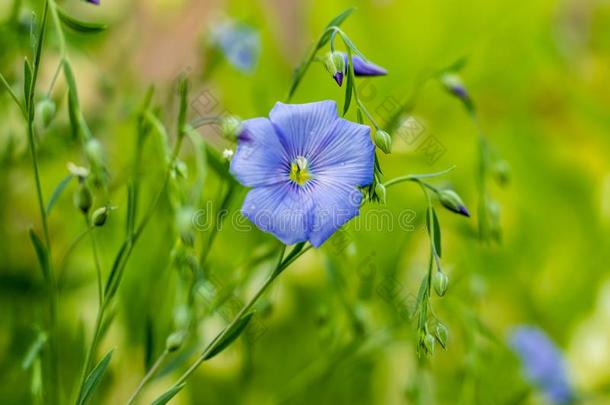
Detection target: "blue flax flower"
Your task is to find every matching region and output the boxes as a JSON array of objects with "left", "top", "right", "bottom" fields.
[
  {"left": 85, "top": 0, "right": 100, "bottom": 4},
  {"left": 509, "top": 326, "right": 574, "bottom": 405},
  {"left": 210, "top": 20, "right": 260, "bottom": 74},
  {"left": 230, "top": 101, "right": 375, "bottom": 247},
  {"left": 333, "top": 52, "right": 387, "bottom": 86}
]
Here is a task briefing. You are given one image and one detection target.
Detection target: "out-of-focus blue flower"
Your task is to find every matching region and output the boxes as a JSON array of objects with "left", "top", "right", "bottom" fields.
[
  {"left": 85, "top": 0, "right": 100, "bottom": 4},
  {"left": 509, "top": 326, "right": 574, "bottom": 405},
  {"left": 230, "top": 101, "right": 374, "bottom": 247},
  {"left": 210, "top": 20, "right": 260, "bottom": 74}
]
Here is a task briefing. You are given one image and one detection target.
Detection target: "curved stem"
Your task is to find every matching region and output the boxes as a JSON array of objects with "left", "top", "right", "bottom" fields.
[
  {"left": 383, "top": 166, "right": 456, "bottom": 189},
  {"left": 163, "top": 244, "right": 309, "bottom": 394},
  {"left": 125, "top": 349, "right": 169, "bottom": 405}
]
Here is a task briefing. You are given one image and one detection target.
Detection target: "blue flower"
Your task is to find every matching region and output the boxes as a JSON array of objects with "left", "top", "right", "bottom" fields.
[
  {"left": 509, "top": 326, "right": 574, "bottom": 405},
  {"left": 332, "top": 52, "right": 387, "bottom": 86},
  {"left": 85, "top": 0, "right": 100, "bottom": 4},
  {"left": 210, "top": 20, "right": 260, "bottom": 74},
  {"left": 230, "top": 101, "right": 375, "bottom": 247}
]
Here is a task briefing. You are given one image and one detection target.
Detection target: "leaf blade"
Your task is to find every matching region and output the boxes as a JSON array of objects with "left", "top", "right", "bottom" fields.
[
  {"left": 78, "top": 349, "right": 113, "bottom": 405},
  {"left": 46, "top": 174, "right": 74, "bottom": 215},
  {"left": 203, "top": 312, "right": 254, "bottom": 361}
]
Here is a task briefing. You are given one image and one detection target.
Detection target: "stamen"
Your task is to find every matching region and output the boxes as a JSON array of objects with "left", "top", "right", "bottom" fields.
[{"left": 289, "top": 156, "right": 312, "bottom": 185}]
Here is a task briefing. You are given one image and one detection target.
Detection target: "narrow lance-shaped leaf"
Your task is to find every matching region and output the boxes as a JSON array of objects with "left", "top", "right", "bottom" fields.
[
  {"left": 63, "top": 61, "right": 81, "bottom": 139},
  {"left": 177, "top": 77, "right": 188, "bottom": 136},
  {"left": 78, "top": 349, "right": 113, "bottom": 405},
  {"left": 46, "top": 174, "right": 74, "bottom": 215},
  {"left": 343, "top": 50, "right": 354, "bottom": 116},
  {"left": 151, "top": 383, "right": 186, "bottom": 405},
  {"left": 57, "top": 7, "right": 107, "bottom": 33},
  {"left": 22, "top": 331, "right": 48, "bottom": 370},
  {"left": 23, "top": 58, "right": 32, "bottom": 110},
  {"left": 318, "top": 7, "right": 355, "bottom": 49},
  {"left": 29, "top": 229, "right": 49, "bottom": 279},
  {"left": 203, "top": 312, "right": 254, "bottom": 360},
  {"left": 426, "top": 207, "right": 442, "bottom": 257}
]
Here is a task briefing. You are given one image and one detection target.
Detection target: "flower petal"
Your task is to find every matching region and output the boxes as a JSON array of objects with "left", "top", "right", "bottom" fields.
[
  {"left": 230, "top": 118, "right": 289, "bottom": 187},
  {"left": 269, "top": 101, "right": 339, "bottom": 158},
  {"left": 342, "top": 53, "right": 387, "bottom": 76},
  {"left": 241, "top": 182, "right": 314, "bottom": 245},
  {"left": 310, "top": 118, "right": 374, "bottom": 187},
  {"left": 308, "top": 179, "right": 363, "bottom": 247}
]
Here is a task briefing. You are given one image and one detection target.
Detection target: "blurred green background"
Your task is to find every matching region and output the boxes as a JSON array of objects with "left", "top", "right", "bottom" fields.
[{"left": 1, "top": 0, "right": 610, "bottom": 404}]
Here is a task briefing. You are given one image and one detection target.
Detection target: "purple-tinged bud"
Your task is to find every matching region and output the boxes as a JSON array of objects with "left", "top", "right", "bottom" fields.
[
  {"left": 438, "top": 189, "right": 470, "bottom": 217},
  {"left": 324, "top": 52, "right": 346, "bottom": 87},
  {"left": 85, "top": 0, "right": 100, "bottom": 5},
  {"left": 440, "top": 73, "right": 468, "bottom": 101}
]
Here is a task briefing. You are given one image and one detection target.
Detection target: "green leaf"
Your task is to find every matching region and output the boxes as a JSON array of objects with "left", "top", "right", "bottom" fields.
[
  {"left": 78, "top": 349, "right": 113, "bottom": 405},
  {"left": 426, "top": 207, "right": 442, "bottom": 257},
  {"left": 22, "top": 332, "right": 48, "bottom": 370},
  {"left": 126, "top": 182, "right": 136, "bottom": 237},
  {"left": 203, "top": 312, "right": 254, "bottom": 360},
  {"left": 57, "top": 7, "right": 107, "bottom": 33},
  {"left": 0, "top": 72, "right": 25, "bottom": 114},
  {"left": 177, "top": 77, "right": 188, "bottom": 136},
  {"left": 23, "top": 58, "right": 32, "bottom": 109},
  {"left": 343, "top": 52, "right": 354, "bottom": 116},
  {"left": 319, "top": 7, "right": 355, "bottom": 48},
  {"left": 63, "top": 61, "right": 81, "bottom": 139},
  {"left": 143, "top": 110, "right": 170, "bottom": 162},
  {"left": 29, "top": 229, "right": 49, "bottom": 279},
  {"left": 46, "top": 174, "right": 74, "bottom": 215},
  {"left": 151, "top": 383, "right": 186, "bottom": 405}
]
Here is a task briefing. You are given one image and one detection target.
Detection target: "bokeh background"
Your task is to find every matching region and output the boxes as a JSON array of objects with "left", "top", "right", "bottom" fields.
[{"left": 1, "top": 0, "right": 610, "bottom": 404}]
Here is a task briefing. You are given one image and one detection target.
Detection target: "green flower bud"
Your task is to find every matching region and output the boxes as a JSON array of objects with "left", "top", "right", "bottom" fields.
[
  {"left": 433, "top": 271, "right": 448, "bottom": 297},
  {"left": 91, "top": 206, "right": 109, "bottom": 227},
  {"left": 493, "top": 160, "right": 510, "bottom": 187},
  {"left": 220, "top": 115, "right": 242, "bottom": 140},
  {"left": 74, "top": 183, "right": 93, "bottom": 214},
  {"left": 36, "top": 98, "right": 56, "bottom": 128},
  {"left": 438, "top": 189, "right": 470, "bottom": 217},
  {"left": 165, "top": 330, "right": 186, "bottom": 352},
  {"left": 374, "top": 130, "right": 392, "bottom": 154},
  {"left": 374, "top": 182, "right": 386, "bottom": 204},
  {"left": 435, "top": 323, "right": 448, "bottom": 349},
  {"left": 423, "top": 333, "right": 435, "bottom": 355},
  {"left": 324, "top": 51, "right": 346, "bottom": 86}
]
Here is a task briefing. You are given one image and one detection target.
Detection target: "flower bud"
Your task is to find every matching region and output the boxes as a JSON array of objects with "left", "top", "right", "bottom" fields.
[
  {"left": 36, "top": 98, "right": 56, "bottom": 128},
  {"left": 374, "top": 130, "right": 392, "bottom": 154},
  {"left": 74, "top": 183, "right": 92, "bottom": 214},
  {"left": 435, "top": 323, "right": 448, "bottom": 349},
  {"left": 423, "top": 333, "right": 435, "bottom": 355},
  {"left": 440, "top": 73, "right": 468, "bottom": 101},
  {"left": 220, "top": 115, "right": 242, "bottom": 140},
  {"left": 438, "top": 189, "right": 470, "bottom": 217},
  {"left": 85, "top": 139, "right": 104, "bottom": 169},
  {"left": 374, "top": 182, "right": 386, "bottom": 204},
  {"left": 493, "top": 160, "right": 510, "bottom": 187},
  {"left": 91, "top": 206, "right": 109, "bottom": 226},
  {"left": 324, "top": 51, "right": 346, "bottom": 86},
  {"left": 433, "top": 271, "right": 448, "bottom": 297},
  {"left": 165, "top": 330, "right": 186, "bottom": 352}
]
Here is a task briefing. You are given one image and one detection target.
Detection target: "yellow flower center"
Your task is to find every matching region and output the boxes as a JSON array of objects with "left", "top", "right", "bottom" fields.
[{"left": 289, "top": 156, "right": 311, "bottom": 185}]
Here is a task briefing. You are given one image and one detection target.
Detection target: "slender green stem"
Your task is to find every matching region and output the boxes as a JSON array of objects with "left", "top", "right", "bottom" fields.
[
  {"left": 0, "top": 72, "right": 26, "bottom": 116},
  {"left": 125, "top": 349, "right": 169, "bottom": 405},
  {"left": 74, "top": 127, "right": 186, "bottom": 403},
  {"left": 165, "top": 244, "right": 309, "bottom": 393},
  {"left": 199, "top": 181, "right": 235, "bottom": 270},
  {"left": 383, "top": 166, "right": 456, "bottom": 189}
]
